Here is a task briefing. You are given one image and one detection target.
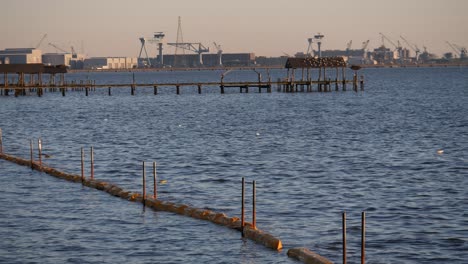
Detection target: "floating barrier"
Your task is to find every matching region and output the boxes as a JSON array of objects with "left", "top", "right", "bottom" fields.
[
  {"left": 0, "top": 151, "right": 283, "bottom": 251},
  {"left": 287, "top": 247, "right": 333, "bottom": 264}
]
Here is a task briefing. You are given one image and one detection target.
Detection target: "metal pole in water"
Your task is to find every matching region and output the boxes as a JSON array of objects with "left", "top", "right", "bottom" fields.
[
  {"left": 343, "top": 211, "right": 347, "bottom": 264},
  {"left": 30, "top": 139, "right": 34, "bottom": 169},
  {"left": 252, "top": 180, "right": 256, "bottom": 229},
  {"left": 38, "top": 138, "right": 42, "bottom": 169},
  {"left": 361, "top": 211, "right": 366, "bottom": 264},
  {"left": 90, "top": 146, "right": 94, "bottom": 179},
  {"left": 81, "top": 147, "right": 85, "bottom": 183},
  {"left": 241, "top": 177, "right": 245, "bottom": 237},
  {"left": 153, "top": 162, "right": 157, "bottom": 199},
  {"left": 0, "top": 128, "right": 3, "bottom": 153},
  {"left": 142, "top": 161, "right": 146, "bottom": 204}
]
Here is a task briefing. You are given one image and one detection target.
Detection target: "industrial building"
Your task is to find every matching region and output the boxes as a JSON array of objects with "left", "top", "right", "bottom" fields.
[
  {"left": 0, "top": 48, "right": 42, "bottom": 64},
  {"left": 139, "top": 53, "right": 255, "bottom": 68},
  {"left": 42, "top": 53, "right": 73, "bottom": 67},
  {"left": 84, "top": 57, "right": 137, "bottom": 70}
]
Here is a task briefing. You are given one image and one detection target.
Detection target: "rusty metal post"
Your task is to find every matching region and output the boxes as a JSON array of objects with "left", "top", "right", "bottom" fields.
[
  {"left": 142, "top": 161, "right": 146, "bottom": 204},
  {"left": 361, "top": 211, "right": 366, "bottom": 264},
  {"left": 30, "top": 139, "right": 34, "bottom": 169},
  {"left": 153, "top": 162, "right": 157, "bottom": 199},
  {"left": 80, "top": 147, "right": 84, "bottom": 182},
  {"left": 241, "top": 177, "right": 245, "bottom": 237},
  {"left": 0, "top": 128, "right": 3, "bottom": 153},
  {"left": 343, "top": 211, "right": 347, "bottom": 264},
  {"left": 90, "top": 147, "right": 94, "bottom": 179},
  {"left": 38, "top": 138, "right": 42, "bottom": 169},
  {"left": 252, "top": 180, "right": 256, "bottom": 229}
]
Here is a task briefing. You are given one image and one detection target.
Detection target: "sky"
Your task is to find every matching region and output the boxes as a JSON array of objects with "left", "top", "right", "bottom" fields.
[{"left": 1, "top": 0, "right": 467, "bottom": 58}]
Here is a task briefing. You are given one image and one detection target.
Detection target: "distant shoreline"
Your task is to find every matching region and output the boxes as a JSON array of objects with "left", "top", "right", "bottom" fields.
[{"left": 68, "top": 63, "right": 468, "bottom": 73}]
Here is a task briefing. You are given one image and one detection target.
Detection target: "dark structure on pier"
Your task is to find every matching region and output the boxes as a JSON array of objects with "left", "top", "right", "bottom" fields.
[
  {"left": 1, "top": 64, "right": 67, "bottom": 96},
  {"left": 281, "top": 57, "right": 362, "bottom": 92}
]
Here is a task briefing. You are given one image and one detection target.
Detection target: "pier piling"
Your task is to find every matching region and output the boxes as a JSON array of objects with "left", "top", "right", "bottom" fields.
[
  {"left": 80, "top": 147, "right": 85, "bottom": 182},
  {"left": 343, "top": 211, "right": 347, "bottom": 264},
  {"left": 362, "top": 211, "right": 366, "bottom": 264},
  {"left": 38, "top": 138, "right": 42, "bottom": 169},
  {"left": 252, "top": 180, "right": 256, "bottom": 230},
  {"left": 142, "top": 161, "right": 146, "bottom": 204},
  {"left": 0, "top": 128, "right": 3, "bottom": 153},
  {"left": 90, "top": 147, "right": 94, "bottom": 179},
  {"left": 241, "top": 177, "right": 245, "bottom": 237},
  {"left": 153, "top": 162, "right": 157, "bottom": 199},
  {"left": 30, "top": 139, "right": 34, "bottom": 170}
]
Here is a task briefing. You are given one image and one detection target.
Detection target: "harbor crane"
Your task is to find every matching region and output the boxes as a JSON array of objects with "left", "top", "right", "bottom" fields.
[
  {"left": 70, "top": 46, "right": 77, "bottom": 58},
  {"left": 361, "top": 40, "right": 370, "bottom": 51},
  {"left": 380, "top": 33, "right": 403, "bottom": 62},
  {"left": 379, "top": 33, "right": 400, "bottom": 50},
  {"left": 48, "top": 43, "right": 68, "bottom": 53},
  {"left": 400, "top": 35, "right": 421, "bottom": 62},
  {"left": 35, "top": 34, "right": 47, "bottom": 49},
  {"left": 306, "top": 38, "right": 313, "bottom": 57},
  {"left": 446, "top": 41, "right": 467, "bottom": 59},
  {"left": 346, "top": 40, "right": 352, "bottom": 57},
  {"left": 314, "top": 33, "right": 324, "bottom": 57},
  {"left": 213, "top": 42, "right": 223, "bottom": 66},
  {"left": 138, "top": 32, "right": 165, "bottom": 67},
  {"left": 167, "top": 42, "right": 209, "bottom": 65}
]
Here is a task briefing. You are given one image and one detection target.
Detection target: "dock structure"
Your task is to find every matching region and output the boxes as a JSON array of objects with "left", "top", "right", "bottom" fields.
[
  {"left": 0, "top": 64, "right": 67, "bottom": 97},
  {"left": 282, "top": 57, "right": 363, "bottom": 92},
  {"left": 1, "top": 62, "right": 363, "bottom": 97}
]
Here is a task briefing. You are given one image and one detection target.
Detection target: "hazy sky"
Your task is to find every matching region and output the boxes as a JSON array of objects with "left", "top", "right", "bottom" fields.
[{"left": 1, "top": 0, "right": 467, "bottom": 57}]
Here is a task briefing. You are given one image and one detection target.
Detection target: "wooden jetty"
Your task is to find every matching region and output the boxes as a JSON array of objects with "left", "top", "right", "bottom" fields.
[{"left": 1, "top": 60, "right": 364, "bottom": 97}]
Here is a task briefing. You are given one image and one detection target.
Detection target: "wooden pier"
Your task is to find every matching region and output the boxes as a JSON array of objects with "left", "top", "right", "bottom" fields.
[{"left": 1, "top": 59, "right": 364, "bottom": 97}]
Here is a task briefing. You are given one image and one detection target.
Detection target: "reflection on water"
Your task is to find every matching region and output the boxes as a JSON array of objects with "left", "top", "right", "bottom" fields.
[{"left": 0, "top": 67, "right": 467, "bottom": 263}]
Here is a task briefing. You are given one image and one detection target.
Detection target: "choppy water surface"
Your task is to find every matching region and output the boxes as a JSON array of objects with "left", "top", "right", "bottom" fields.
[{"left": 0, "top": 67, "right": 467, "bottom": 263}]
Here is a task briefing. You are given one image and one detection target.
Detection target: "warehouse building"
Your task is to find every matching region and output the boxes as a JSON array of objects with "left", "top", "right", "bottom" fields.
[
  {"left": 42, "top": 53, "right": 73, "bottom": 67},
  {"left": 0, "top": 48, "right": 42, "bottom": 64},
  {"left": 84, "top": 57, "right": 137, "bottom": 70}
]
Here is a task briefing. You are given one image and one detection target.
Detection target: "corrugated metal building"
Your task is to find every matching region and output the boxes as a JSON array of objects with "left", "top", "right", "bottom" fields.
[{"left": 0, "top": 48, "right": 42, "bottom": 64}]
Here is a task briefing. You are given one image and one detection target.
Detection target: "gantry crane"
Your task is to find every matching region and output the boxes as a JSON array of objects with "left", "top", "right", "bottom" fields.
[
  {"left": 138, "top": 32, "right": 165, "bottom": 67},
  {"left": 400, "top": 35, "right": 421, "bottom": 62},
  {"left": 306, "top": 38, "right": 313, "bottom": 57},
  {"left": 167, "top": 42, "right": 209, "bottom": 65},
  {"left": 213, "top": 42, "right": 223, "bottom": 66}
]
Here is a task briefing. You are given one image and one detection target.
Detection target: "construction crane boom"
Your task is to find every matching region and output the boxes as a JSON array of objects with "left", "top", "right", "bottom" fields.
[
  {"left": 346, "top": 40, "right": 352, "bottom": 50},
  {"left": 400, "top": 35, "right": 420, "bottom": 60},
  {"left": 48, "top": 43, "right": 68, "bottom": 53},
  {"left": 35, "top": 34, "right": 47, "bottom": 49},
  {"left": 379, "top": 33, "right": 399, "bottom": 50},
  {"left": 361, "top": 40, "right": 370, "bottom": 51}
]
